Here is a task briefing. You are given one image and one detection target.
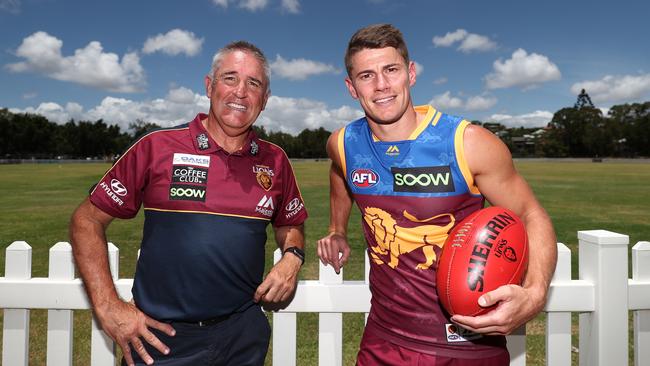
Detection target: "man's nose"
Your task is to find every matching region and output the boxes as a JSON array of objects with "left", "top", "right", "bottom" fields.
[{"left": 375, "top": 73, "right": 389, "bottom": 91}]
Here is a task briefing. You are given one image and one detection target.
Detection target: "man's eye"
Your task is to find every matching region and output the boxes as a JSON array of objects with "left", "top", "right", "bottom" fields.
[
  {"left": 221, "top": 75, "right": 238, "bottom": 84},
  {"left": 248, "top": 80, "right": 261, "bottom": 88}
]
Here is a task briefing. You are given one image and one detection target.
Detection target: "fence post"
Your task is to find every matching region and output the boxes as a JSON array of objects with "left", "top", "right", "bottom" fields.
[
  {"left": 319, "top": 259, "right": 342, "bottom": 366},
  {"left": 2, "top": 241, "right": 32, "bottom": 366},
  {"left": 46, "top": 242, "right": 76, "bottom": 366},
  {"left": 632, "top": 241, "right": 650, "bottom": 366},
  {"left": 90, "top": 242, "right": 119, "bottom": 366},
  {"left": 272, "top": 249, "right": 297, "bottom": 366},
  {"left": 546, "top": 243, "right": 573, "bottom": 366},
  {"left": 578, "top": 230, "right": 629, "bottom": 366}
]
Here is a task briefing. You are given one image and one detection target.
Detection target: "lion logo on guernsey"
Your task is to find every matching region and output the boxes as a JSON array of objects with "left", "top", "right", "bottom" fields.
[{"left": 351, "top": 169, "right": 379, "bottom": 188}]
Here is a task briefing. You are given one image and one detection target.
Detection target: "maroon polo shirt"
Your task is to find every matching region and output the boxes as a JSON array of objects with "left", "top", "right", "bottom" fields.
[{"left": 89, "top": 113, "right": 307, "bottom": 321}]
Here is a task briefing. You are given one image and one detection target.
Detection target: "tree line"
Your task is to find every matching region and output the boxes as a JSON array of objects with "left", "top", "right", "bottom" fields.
[{"left": 1, "top": 101, "right": 648, "bottom": 160}]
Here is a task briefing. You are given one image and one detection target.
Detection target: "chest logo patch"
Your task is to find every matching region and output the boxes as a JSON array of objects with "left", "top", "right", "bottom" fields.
[
  {"left": 173, "top": 153, "right": 210, "bottom": 168},
  {"left": 392, "top": 166, "right": 455, "bottom": 193},
  {"left": 351, "top": 168, "right": 379, "bottom": 188},
  {"left": 196, "top": 133, "right": 210, "bottom": 150},
  {"left": 364, "top": 207, "right": 455, "bottom": 270},
  {"left": 169, "top": 184, "right": 206, "bottom": 202},
  {"left": 385, "top": 145, "right": 400, "bottom": 156},
  {"left": 253, "top": 165, "right": 274, "bottom": 191},
  {"left": 255, "top": 195, "right": 275, "bottom": 217}
]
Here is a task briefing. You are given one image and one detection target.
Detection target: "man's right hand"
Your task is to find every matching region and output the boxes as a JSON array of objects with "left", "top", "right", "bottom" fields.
[
  {"left": 96, "top": 299, "right": 176, "bottom": 366},
  {"left": 317, "top": 232, "right": 351, "bottom": 274}
]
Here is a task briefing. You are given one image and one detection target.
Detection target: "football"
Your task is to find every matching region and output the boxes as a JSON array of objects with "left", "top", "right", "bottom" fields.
[{"left": 436, "top": 206, "right": 529, "bottom": 316}]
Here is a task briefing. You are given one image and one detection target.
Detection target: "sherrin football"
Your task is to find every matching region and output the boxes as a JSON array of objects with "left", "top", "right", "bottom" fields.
[{"left": 436, "top": 206, "right": 529, "bottom": 316}]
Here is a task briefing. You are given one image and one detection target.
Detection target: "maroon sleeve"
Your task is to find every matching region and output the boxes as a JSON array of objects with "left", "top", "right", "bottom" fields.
[
  {"left": 89, "top": 137, "right": 150, "bottom": 219},
  {"left": 273, "top": 153, "right": 308, "bottom": 227}
]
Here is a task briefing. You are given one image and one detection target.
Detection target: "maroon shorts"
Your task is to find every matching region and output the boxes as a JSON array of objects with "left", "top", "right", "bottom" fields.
[{"left": 357, "top": 327, "right": 510, "bottom": 366}]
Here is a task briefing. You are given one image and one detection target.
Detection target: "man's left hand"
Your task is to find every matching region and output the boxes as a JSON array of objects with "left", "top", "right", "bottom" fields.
[
  {"left": 450, "top": 284, "right": 545, "bottom": 335},
  {"left": 254, "top": 253, "right": 301, "bottom": 304}
]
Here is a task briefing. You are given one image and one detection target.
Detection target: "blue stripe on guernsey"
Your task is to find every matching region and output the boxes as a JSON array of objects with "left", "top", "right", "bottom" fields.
[
  {"left": 344, "top": 106, "right": 472, "bottom": 198},
  {"left": 133, "top": 210, "right": 267, "bottom": 321}
]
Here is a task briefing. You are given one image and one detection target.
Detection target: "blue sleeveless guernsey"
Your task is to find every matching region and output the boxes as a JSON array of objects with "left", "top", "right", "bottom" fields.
[{"left": 338, "top": 105, "right": 507, "bottom": 357}]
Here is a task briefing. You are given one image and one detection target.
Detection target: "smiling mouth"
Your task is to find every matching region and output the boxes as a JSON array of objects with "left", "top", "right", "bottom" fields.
[
  {"left": 226, "top": 102, "right": 247, "bottom": 111},
  {"left": 374, "top": 96, "right": 396, "bottom": 105}
]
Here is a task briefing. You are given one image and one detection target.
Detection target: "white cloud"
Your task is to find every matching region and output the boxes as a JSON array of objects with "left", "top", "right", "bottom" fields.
[
  {"left": 9, "top": 87, "right": 363, "bottom": 135},
  {"left": 142, "top": 29, "right": 204, "bottom": 57},
  {"left": 9, "top": 87, "right": 208, "bottom": 131},
  {"left": 5, "top": 31, "right": 145, "bottom": 93},
  {"left": 487, "top": 110, "right": 553, "bottom": 128},
  {"left": 433, "top": 77, "right": 448, "bottom": 85},
  {"left": 281, "top": 0, "right": 300, "bottom": 13},
  {"left": 270, "top": 55, "right": 340, "bottom": 80},
  {"left": 259, "top": 96, "right": 364, "bottom": 134},
  {"left": 429, "top": 91, "right": 497, "bottom": 111},
  {"left": 429, "top": 91, "right": 463, "bottom": 109},
  {"left": 485, "top": 48, "right": 561, "bottom": 90},
  {"left": 571, "top": 73, "right": 650, "bottom": 104},
  {"left": 465, "top": 95, "right": 498, "bottom": 111},
  {"left": 458, "top": 33, "right": 497, "bottom": 53},
  {"left": 433, "top": 29, "right": 468, "bottom": 47},
  {"left": 213, "top": 0, "right": 268, "bottom": 11},
  {"left": 10, "top": 102, "right": 85, "bottom": 123},
  {"left": 433, "top": 29, "right": 496, "bottom": 53}
]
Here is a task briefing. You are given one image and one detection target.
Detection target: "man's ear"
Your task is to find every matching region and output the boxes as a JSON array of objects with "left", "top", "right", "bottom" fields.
[
  {"left": 205, "top": 75, "right": 213, "bottom": 97},
  {"left": 345, "top": 77, "right": 359, "bottom": 100},
  {"left": 261, "top": 90, "right": 270, "bottom": 111},
  {"left": 408, "top": 61, "right": 417, "bottom": 87}
]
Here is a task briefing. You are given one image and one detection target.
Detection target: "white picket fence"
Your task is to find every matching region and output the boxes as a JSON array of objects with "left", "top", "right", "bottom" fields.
[{"left": 1, "top": 230, "right": 649, "bottom": 365}]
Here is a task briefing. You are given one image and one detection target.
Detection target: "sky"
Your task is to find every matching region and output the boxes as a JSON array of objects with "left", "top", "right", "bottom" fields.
[{"left": 1, "top": 0, "right": 649, "bottom": 135}]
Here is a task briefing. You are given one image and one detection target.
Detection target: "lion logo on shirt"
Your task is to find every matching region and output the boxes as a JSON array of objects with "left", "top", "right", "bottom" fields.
[{"left": 363, "top": 207, "right": 455, "bottom": 270}]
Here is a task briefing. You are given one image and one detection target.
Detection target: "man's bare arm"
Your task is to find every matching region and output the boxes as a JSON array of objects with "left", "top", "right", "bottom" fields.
[{"left": 70, "top": 199, "right": 175, "bottom": 365}]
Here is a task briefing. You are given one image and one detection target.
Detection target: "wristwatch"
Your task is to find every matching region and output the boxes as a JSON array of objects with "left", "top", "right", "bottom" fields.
[{"left": 283, "top": 246, "right": 305, "bottom": 265}]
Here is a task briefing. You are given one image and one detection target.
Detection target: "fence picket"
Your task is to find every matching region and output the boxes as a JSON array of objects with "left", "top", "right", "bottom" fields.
[
  {"left": 2, "top": 241, "right": 32, "bottom": 366},
  {"left": 90, "top": 242, "right": 119, "bottom": 366},
  {"left": 545, "top": 243, "right": 572, "bottom": 366},
  {"left": 272, "top": 249, "right": 297, "bottom": 366},
  {"left": 318, "top": 259, "right": 343, "bottom": 366},
  {"left": 46, "top": 242, "right": 75, "bottom": 366},
  {"left": 632, "top": 241, "right": 650, "bottom": 366}
]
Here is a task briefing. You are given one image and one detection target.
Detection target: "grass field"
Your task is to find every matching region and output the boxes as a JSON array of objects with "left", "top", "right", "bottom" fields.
[{"left": 1, "top": 160, "right": 649, "bottom": 365}]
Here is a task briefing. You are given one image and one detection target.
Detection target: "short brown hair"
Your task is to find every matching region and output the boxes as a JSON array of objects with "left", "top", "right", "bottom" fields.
[{"left": 344, "top": 23, "right": 410, "bottom": 76}]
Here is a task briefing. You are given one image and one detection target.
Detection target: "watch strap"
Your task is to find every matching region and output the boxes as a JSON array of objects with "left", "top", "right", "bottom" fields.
[{"left": 283, "top": 246, "right": 305, "bottom": 265}]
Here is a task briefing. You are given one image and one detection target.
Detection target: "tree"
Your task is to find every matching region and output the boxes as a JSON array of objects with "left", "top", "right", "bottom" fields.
[
  {"left": 545, "top": 107, "right": 608, "bottom": 157},
  {"left": 129, "top": 119, "right": 161, "bottom": 140}
]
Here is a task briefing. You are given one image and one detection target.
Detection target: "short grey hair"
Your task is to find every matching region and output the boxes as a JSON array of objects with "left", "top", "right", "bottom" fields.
[{"left": 208, "top": 41, "right": 271, "bottom": 92}]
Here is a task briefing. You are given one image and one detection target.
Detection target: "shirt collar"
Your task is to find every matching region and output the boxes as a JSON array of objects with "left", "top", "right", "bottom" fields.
[{"left": 189, "top": 113, "right": 260, "bottom": 156}]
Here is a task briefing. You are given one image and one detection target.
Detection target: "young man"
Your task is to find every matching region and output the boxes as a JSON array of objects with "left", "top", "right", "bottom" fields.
[
  {"left": 70, "top": 41, "right": 308, "bottom": 366},
  {"left": 317, "top": 24, "right": 557, "bottom": 365}
]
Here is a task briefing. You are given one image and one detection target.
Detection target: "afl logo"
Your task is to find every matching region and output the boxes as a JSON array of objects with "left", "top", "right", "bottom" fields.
[
  {"left": 351, "top": 169, "right": 379, "bottom": 188},
  {"left": 110, "top": 179, "right": 128, "bottom": 197}
]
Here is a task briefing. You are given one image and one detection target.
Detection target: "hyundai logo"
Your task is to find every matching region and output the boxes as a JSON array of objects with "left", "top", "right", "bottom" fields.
[{"left": 110, "top": 179, "right": 128, "bottom": 197}]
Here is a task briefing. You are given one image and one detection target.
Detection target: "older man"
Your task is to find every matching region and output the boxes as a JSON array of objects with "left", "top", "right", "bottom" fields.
[{"left": 70, "top": 41, "right": 307, "bottom": 366}]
